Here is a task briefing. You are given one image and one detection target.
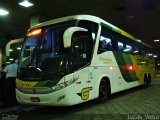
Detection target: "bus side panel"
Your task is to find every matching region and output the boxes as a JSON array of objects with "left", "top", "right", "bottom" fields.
[
  {"left": 93, "top": 51, "right": 141, "bottom": 98},
  {"left": 130, "top": 55, "right": 156, "bottom": 84}
]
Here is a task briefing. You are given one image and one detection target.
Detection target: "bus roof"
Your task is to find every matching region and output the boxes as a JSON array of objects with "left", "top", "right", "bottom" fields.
[{"left": 31, "top": 15, "right": 152, "bottom": 48}]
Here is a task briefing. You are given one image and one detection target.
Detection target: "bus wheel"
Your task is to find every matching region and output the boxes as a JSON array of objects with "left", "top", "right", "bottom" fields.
[
  {"left": 97, "top": 79, "right": 108, "bottom": 103},
  {"left": 147, "top": 74, "right": 151, "bottom": 86},
  {"left": 144, "top": 75, "right": 150, "bottom": 88}
]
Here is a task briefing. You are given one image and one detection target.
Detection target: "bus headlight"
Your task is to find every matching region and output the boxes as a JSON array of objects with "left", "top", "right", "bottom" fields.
[{"left": 52, "top": 79, "right": 75, "bottom": 92}]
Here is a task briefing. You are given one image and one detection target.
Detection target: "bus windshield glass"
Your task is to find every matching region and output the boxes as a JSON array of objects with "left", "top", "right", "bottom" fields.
[{"left": 18, "top": 21, "right": 76, "bottom": 79}]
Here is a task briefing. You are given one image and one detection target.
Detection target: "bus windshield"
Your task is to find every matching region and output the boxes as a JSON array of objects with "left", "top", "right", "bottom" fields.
[
  {"left": 18, "top": 20, "right": 98, "bottom": 81},
  {"left": 18, "top": 21, "right": 76, "bottom": 80}
]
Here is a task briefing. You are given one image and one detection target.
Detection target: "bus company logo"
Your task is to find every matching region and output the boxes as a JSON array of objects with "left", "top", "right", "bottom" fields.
[
  {"left": 77, "top": 87, "right": 92, "bottom": 100},
  {"left": 99, "top": 57, "right": 112, "bottom": 64}
]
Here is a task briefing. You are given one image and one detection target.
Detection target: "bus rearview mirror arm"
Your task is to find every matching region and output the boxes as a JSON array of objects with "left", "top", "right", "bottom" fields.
[{"left": 63, "top": 27, "right": 88, "bottom": 48}]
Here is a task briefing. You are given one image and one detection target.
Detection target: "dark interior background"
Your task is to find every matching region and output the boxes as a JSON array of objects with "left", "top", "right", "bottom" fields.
[{"left": 0, "top": 0, "right": 160, "bottom": 54}]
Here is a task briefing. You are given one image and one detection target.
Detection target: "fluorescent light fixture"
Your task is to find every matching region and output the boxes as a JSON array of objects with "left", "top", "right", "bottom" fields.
[
  {"left": 154, "top": 39, "right": 160, "bottom": 42},
  {"left": 17, "top": 47, "right": 21, "bottom": 50},
  {"left": 9, "top": 49, "right": 13, "bottom": 52},
  {"left": 9, "top": 58, "right": 14, "bottom": 61},
  {"left": 19, "top": 0, "right": 34, "bottom": 7},
  {"left": 153, "top": 55, "right": 157, "bottom": 58},
  {"left": 147, "top": 53, "right": 153, "bottom": 56},
  {"left": 6, "top": 61, "right": 11, "bottom": 64},
  {"left": 0, "top": 9, "right": 9, "bottom": 16}
]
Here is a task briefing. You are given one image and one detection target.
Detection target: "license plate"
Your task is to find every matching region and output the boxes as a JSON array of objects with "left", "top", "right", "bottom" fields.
[{"left": 30, "top": 97, "right": 40, "bottom": 102}]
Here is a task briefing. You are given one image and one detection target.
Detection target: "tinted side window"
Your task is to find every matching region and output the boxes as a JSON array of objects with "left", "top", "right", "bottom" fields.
[
  {"left": 78, "top": 20, "right": 98, "bottom": 43},
  {"left": 123, "top": 44, "right": 133, "bottom": 53},
  {"left": 73, "top": 32, "right": 93, "bottom": 70},
  {"left": 140, "top": 49, "right": 145, "bottom": 55},
  {"left": 98, "top": 27, "right": 113, "bottom": 54},
  {"left": 118, "top": 41, "right": 124, "bottom": 52}
]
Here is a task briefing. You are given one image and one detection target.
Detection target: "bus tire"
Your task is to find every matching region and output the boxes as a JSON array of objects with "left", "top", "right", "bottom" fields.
[
  {"left": 147, "top": 74, "right": 151, "bottom": 86},
  {"left": 96, "top": 79, "right": 109, "bottom": 103},
  {"left": 143, "top": 74, "right": 150, "bottom": 88}
]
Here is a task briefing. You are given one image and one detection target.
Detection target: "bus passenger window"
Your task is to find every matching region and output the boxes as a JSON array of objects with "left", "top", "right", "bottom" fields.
[
  {"left": 118, "top": 42, "right": 124, "bottom": 52},
  {"left": 98, "top": 38, "right": 112, "bottom": 52},
  {"left": 123, "top": 45, "right": 133, "bottom": 53},
  {"left": 140, "top": 49, "right": 145, "bottom": 55},
  {"left": 73, "top": 32, "right": 93, "bottom": 70},
  {"left": 98, "top": 27, "right": 112, "bottom": 54}
]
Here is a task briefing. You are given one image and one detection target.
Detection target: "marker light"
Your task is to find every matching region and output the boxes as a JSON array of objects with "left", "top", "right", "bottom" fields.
[
  {"left": 27, "top": 28, "right": 42, "bottom": 36},
  {"left": 123, "top": 65, "right": 135, "bottom": 71},
  {"left": 127, "top": 65, "right": 135, "bottom": 71},
  {"left": 109, "top": 67, "right": 113, "bottom": 70}
]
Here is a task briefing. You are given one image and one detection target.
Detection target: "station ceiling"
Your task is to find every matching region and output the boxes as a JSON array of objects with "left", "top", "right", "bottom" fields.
[{"left": 0, "top": 0, "right": 160, "bottom": 51}]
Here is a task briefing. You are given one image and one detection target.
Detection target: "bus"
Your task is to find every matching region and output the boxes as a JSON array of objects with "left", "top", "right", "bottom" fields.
[
  {"left": 16, "top": 15, "right": 155, "bottom": 106},
  {"left": 5, "top": 38, "right": 24, "bottom": 64}
]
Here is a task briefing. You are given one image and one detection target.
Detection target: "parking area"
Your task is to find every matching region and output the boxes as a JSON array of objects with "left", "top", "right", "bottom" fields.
[{"left": 1, "top": 75, "right": 160, "bottom": 120}]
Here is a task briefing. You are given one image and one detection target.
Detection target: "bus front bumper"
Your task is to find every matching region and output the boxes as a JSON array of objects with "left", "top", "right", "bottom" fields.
[{"left": 16, "top": 85, "right": 77, "bottom": 106}]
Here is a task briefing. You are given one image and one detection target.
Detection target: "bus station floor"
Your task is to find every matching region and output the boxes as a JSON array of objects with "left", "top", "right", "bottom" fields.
[{"left": 0, "top": 74, "right": 160, "bottom": 120}]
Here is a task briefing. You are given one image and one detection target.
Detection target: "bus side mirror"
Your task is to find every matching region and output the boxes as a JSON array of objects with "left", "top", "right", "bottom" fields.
[{"left": 63, "top": 27, "right": 88, "bottom": 48}]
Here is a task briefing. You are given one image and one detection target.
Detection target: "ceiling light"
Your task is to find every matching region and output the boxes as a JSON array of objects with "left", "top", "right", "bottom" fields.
[
  {"left": 153, "top": 55, "right": 157, "bottom": 58},
  {"left": 19, "top": 0, "right": 34, "bottom": 7},
  {"left": 17, "top": 47, "right": 21, "bottom": 50},
  {"left": 6, "top": 61, "right": 11, "bottom": 64},
  {"left": 0, "top": 9, "right": 9, "bottom": 16},
  {"left": 9, "top": 49, "right": 13, "bottom": 52},
  {"left": 9, "top": 58, "right": 14, "bottom": 61},
  {"left": 154, "top": 39, "right": 160, "bottom": 42}
]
